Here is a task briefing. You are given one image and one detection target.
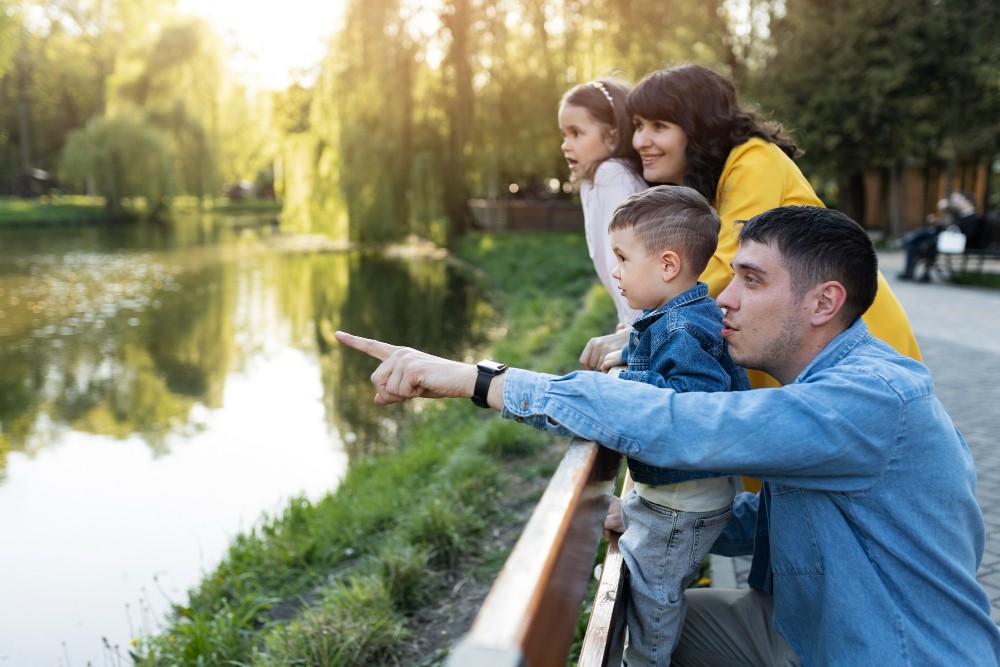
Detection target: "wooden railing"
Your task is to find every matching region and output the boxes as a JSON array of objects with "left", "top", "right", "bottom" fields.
[{"left": 445, "top": 438, "right": 628, "bottom": 667}]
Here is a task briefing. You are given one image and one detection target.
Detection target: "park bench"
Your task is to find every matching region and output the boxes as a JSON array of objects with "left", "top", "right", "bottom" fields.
[
  {"left": 938, "top": 214, "right": 1000, "bottom": 276},
  {"left": 445, "top": 438, "right": 629, "bottom": 666}
]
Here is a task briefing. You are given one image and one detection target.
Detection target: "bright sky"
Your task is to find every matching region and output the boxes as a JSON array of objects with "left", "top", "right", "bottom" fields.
[{"left": 177, "top": 0, "right": 346, "bottom": 89}]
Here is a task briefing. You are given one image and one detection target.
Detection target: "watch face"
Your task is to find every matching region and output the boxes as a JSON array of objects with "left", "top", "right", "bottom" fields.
[{"left": 478, "top": 360, "right": 507, "bottom": 373}]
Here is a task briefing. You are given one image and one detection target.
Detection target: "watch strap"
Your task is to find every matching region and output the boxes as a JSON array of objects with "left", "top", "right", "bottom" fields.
[{"left": 472, "top": 360, "right": 506, "bottom": 408}]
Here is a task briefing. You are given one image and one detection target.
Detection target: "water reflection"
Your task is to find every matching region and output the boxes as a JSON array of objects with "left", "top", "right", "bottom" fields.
[
  {"left": 0, "top": 217, "right": 489, "bottom": 665},
  {"left": 0, "top": 222, "right": 489, "bottom": 466}
]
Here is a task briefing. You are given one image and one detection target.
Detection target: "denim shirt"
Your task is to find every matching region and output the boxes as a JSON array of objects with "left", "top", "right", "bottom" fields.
[
  {"left": 619, "top": 282, "right": 750, "bottom": 485},
  {"left": 501, "top": 319, "right": 1000, "bottom": 665}
]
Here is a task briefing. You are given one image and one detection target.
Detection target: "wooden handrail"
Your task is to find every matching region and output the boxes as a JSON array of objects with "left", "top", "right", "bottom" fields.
[
  {"left": 446, "top": 438, "right": 622, "bottom": 667},
  {"left": 577, "top": 474, "right": 633, "bottom": 666}
]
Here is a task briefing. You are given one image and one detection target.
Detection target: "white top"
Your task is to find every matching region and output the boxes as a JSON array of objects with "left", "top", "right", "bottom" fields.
[
  {"left": 580, "top": 159, "right": 647, "bottom": 326},
  {"left": 635, "top": 477, "right": 737, "bottom": 512}
]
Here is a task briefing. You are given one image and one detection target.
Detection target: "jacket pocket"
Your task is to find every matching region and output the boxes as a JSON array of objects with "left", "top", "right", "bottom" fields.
[{"left": 769, "top": 485, "right": 824, "bottom": 575}]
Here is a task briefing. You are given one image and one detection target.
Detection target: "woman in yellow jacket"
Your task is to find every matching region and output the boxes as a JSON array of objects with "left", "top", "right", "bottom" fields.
[{"left": 580, "top": 64, "right": 920, "bottom": 378}]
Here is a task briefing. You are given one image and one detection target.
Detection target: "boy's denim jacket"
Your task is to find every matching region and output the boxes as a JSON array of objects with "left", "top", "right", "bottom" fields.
[{"left": 619, "top": 282, "right": 750, "bottom": 485}]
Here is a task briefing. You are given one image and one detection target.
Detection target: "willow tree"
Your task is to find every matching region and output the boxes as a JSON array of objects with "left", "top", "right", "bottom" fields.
[
  {"left": 59, "top": 114, "right": 172, "bottom": 217},
  {"left": 108, "top": 18, "right": 226, "bottom": 204},
  {"left": 325, "top": 0, "right": 417, "bottom": 243},
  {"left": 0, "top": 1, "right": 17, "bottom": 79}
]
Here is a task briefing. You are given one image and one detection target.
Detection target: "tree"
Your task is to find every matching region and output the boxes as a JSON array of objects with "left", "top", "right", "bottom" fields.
[
  {"left": 328, "top": 0, "right": 416, "bottom": 243},
  {"left": 0, "top": 1, "right": 18, "bottom": 79},
  {"left": 753, "top": 0, "right": 1000, "bottom": 229},
  {"left": 59, "top": 113, "right": 172, "bottom": 217},
  {"left": 440, "top": 0, "right": 475, "bottom": 239},
  {"left": 110, "top": 18, "right": 226, "bottom": 203}
]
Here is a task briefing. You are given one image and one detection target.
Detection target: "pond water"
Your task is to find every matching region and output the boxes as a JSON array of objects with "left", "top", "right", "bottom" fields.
[{"left": 0, "top": 215, "right": 490, "bottom": 666}]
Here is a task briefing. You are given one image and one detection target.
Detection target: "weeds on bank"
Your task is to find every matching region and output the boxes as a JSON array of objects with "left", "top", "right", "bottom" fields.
[{"left": 133, "top": 231, "right": 619, "bottom": 666}]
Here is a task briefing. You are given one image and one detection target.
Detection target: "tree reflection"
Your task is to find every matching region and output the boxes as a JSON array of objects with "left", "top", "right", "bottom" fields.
[
  {"left": 310, "top": 252, "right": 492, "bottom": 457},
  {"left": 0, "top": 232, "right": 489, "bottom": 472}
]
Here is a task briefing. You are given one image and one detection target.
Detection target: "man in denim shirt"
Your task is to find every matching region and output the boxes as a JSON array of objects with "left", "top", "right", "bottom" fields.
[
  {"left": 337, "top": 206, "right": 1000, "bottom": 665},
  {"left": 601, "top": 185, "right": 750, "bottom": 666}
]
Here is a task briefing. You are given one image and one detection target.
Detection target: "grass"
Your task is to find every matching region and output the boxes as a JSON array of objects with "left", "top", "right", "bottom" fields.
[
  {"left": 131, "top": 230, "right": 619, "bottom": 666},
  {"left": 0, "top": 195, "right": 112, "bottom": 226},
  {"left": 0, "top": 195, "right": 281, "bottom": 227}
]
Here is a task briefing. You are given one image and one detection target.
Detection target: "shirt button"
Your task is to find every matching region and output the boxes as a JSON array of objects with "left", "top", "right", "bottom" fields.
[{"left": 520, "top": 401, "right": 528, "bottom": 410}]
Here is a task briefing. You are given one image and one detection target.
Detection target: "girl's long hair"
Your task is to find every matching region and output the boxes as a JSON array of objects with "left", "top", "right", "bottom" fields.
[
  {"left": 561, "top": 78, "right": 643, "bottom": 182},
  {"left": 627, "top": 64, "right": 800, "bottom": 204}
]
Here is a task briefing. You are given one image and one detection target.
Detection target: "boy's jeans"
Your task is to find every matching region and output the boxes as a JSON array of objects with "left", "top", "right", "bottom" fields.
[{"left": 620, "top": 490, "right": 732, "bottom": 667}]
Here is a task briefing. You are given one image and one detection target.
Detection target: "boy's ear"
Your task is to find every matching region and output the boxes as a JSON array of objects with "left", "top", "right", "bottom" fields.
[{"left": 660, "top": 249, "right": 682, "bottom": 282}]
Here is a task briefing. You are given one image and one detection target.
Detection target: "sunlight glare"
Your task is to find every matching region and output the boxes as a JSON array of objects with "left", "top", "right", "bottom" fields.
[{"left": 177, "top": 0, "right": 346, "bottom": 89}]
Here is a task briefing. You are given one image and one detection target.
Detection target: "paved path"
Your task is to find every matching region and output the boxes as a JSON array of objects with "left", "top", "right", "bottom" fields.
[{"left": 712, "top": 250, "right": 1000, "bottom": 623}]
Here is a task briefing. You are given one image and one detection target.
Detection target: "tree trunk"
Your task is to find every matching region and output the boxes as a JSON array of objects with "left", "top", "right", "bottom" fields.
[
  {"left": 442, "top": 0, "right": 473, "bottom": 241},
  {"left": 15, "top": 34, "right": 32, "bottom": 194}
]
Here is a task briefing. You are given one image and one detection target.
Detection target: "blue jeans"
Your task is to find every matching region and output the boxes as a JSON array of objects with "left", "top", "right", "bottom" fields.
[{"left": 620, "top": 490, "right": 733, "bottom": 667}]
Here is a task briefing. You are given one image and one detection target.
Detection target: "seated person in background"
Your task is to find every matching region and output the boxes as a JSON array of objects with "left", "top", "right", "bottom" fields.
[
  {"left": 900, "top": 191, "right": 980, "bottom": 282},
  {"left": 599, "top": 185, "right": 750, "bottom": 666},
  {"left": 337, "top": 205, "right": 1000, "bottom": 666},
  {"left": 899, "top": 198, "right": 948, "bottom": 281}
]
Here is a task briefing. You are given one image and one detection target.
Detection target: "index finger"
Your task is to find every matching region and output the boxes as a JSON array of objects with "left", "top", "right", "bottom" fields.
[{"left": 335, "top": 330, "right": 402, "bottom": 362}]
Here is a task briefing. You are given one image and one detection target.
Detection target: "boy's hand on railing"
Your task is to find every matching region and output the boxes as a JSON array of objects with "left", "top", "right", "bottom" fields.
[
  {"left": 600, "top": 350, "right": 624, "bottom": 373},
  {"left": 603, "top": 495, "right": 624, "bottom": 537},
  {"left": 580, "top": 329, "right": 630, "bottom": 370}
]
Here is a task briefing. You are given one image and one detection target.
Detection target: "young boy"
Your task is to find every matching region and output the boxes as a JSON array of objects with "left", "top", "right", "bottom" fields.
[{"left": 602, "top": 185, "right": 750, "bottom": 667}]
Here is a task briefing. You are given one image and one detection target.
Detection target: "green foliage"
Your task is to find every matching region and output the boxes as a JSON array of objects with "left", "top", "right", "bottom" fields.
[
  {"left": 375, "top": 542, "right": 433, "bottom": 611},
  {"left": 478, "top": 418, "right": 549, "bottom": 459},
  {"left": 0, "top": 195, "right": 106, "bottom": 225},
  {"left": 137, "top": 593, "right": 274, "bottom": 666},
  {"left": 112, "top": 18, "right": 225, "bottom": 202},
  {"left": 456, "top": 231, "right": 616, "bottom": 372},
  {"left": 0, "top": 3, "right": 18, "bottom": 79},
  {"left": 754, "top": 0, "right": 1000, "bottom": 179},
  {"left": 59, "top": 113, "right": 172, "bottom": 216},
  {"left": 257, "top": 576, "right": 409, "bottom": 667}
]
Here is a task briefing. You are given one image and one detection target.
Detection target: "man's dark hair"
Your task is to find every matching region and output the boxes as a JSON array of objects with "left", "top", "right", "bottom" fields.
[
  {"left": 738, "top": 206, "right": 878, "bottom": 325},
  {"left": 609, "top": 185, "right": 720, "bottom": 276}
]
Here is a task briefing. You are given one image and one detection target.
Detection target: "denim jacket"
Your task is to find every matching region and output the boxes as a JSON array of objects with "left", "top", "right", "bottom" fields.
[
  {"left": 619, "top": 282, "right": 750, "bottom": 485},
  {"left": 501, "top": 319, "right": 1000, "bottom": 665}
]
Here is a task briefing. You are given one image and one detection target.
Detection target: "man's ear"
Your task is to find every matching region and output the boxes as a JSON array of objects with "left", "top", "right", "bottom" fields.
[
  {"left": 810, "top": 281, "right": 847, "bottom": 326},
  {"left": 660, "top": 249, "right": 682, "bottom": 282}
]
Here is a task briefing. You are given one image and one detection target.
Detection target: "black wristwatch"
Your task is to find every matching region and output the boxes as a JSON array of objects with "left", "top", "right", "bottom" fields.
[{"left": 472, "top": 360, "right": 507, "bottom": 408}]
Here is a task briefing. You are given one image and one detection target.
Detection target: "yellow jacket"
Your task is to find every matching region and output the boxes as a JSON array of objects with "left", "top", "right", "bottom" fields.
[{"left": 702, "top": 138, "right": 921, "bottom": 389}]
